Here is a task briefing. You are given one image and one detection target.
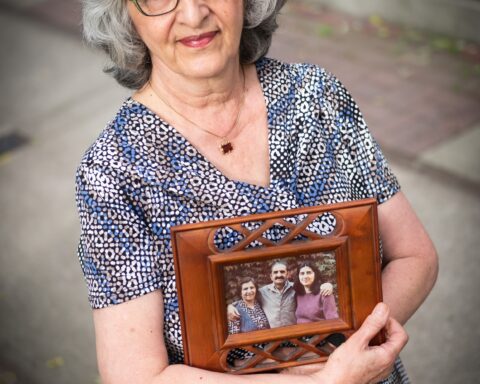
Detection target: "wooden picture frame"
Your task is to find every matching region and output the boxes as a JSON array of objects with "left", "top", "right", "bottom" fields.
[{"left": 171, "top": 198, "right": 384, "bottom": 374}]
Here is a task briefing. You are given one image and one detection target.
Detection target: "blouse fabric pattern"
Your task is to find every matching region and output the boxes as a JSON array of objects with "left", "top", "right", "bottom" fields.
[
  {"left": 295, "top": 292, "right": 338, "bottom": 323},
  {"left": 76, "top": 57, "right": 405, "bottom": 382},
  {"left": 228, "top": 301, "right": 270, "bottom": 334}
]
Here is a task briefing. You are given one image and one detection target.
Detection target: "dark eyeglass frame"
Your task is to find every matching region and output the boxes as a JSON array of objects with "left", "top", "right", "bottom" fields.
[{"left": 130, "top": 0, "right": 180, "bottom": 17}]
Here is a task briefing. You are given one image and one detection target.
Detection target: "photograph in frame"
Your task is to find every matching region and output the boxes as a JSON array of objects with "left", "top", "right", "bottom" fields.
[{"left": 223, "top": 251, "right": 339, "bottom": 336}]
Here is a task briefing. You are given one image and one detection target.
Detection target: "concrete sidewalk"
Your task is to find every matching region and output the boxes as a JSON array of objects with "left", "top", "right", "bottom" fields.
[{"left": 0, "top": 1, "right": 479, "bottom": 383}]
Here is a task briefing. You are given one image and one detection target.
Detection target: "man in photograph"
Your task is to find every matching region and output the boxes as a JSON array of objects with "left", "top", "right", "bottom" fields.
[{"left": 257, "top": 261, "right": 297, "bottom": 327}]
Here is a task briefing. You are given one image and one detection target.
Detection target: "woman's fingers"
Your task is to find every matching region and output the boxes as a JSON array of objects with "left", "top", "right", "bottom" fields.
[
  {"left": 227, "top": 304, "right": 241, "bottom": 321},
  {"left": 315, "top": 303, "right": 408, "bottom": 384},
  {"left": 319, "top": 282, "right": 333, "bottom": 296},
  {"left": 349, "top": 302, "right": 390, "bottom": 346},
  {"left": 377, "top": 317, "right": 409, "bottom": 358}
]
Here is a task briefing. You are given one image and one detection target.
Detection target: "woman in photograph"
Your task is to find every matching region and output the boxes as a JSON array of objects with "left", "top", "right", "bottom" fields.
[
  {"left": 294, "top": 261, "right": 338, "bottom": 323},
  {"left": 228, "top": 277, "right": 270, "bottom": 334},
  {"left": 76, "top": 0, "right": 437, "bottom": 383}
]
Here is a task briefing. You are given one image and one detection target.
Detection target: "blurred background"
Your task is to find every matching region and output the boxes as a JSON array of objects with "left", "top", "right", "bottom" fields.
[{"left": 0, "top": 0, "right": 479, "bottom": 383}]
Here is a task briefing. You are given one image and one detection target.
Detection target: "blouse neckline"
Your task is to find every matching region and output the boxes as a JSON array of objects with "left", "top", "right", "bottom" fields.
[{"left": 128, "top": 58, "right": 276, "bottom": 191}]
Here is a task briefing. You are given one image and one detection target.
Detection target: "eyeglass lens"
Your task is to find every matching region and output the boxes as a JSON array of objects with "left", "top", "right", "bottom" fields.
[{"left": 136, "top": 0, "right": 179, "bottom": 16}]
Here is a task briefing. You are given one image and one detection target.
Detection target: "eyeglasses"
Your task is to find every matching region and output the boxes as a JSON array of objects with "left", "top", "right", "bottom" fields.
[{"left": 130, "top": 0, "right": 180, "bottom": 17}]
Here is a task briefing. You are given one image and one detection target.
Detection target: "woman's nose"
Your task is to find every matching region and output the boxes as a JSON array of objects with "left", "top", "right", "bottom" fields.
[{"left": 175, "top": 0, "right": 210, "bottom": 27}]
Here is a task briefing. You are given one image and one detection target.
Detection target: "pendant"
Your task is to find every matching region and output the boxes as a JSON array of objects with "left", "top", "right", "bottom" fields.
[{"left": 220, "top": 141, "right": 233, "bottom": 155}]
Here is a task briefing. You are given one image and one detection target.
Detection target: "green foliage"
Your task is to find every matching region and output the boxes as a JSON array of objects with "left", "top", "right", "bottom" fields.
[
  {"left": 317, "top": 24, "right": 334, "bottom": 38},
  {"left": 431, "top": 36, "right": 460, "bottom": 53}
]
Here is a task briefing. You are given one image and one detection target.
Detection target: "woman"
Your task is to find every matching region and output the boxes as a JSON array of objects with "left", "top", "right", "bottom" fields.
[
  {"left": 228, "top": 277, "right": 270, "bottom": 334},
  {"left": 294, "top": 262, "right": 338, "bottom": 323},
  {"left": 76, "top": 0, "right": 437, "bottom": 383}
]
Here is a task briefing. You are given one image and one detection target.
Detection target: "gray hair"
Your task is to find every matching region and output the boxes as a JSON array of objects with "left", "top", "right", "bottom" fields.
[
  {"left": 270, "top": 260, "right": 287, "bottom": 273},
  {"left": 82, "top": 0, "right": 287, "bottom": 89}
]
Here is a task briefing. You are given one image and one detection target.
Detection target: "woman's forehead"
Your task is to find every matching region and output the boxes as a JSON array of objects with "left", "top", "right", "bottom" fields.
[{"left": 300, "top": 266, "right": 313, "bottom": 272}]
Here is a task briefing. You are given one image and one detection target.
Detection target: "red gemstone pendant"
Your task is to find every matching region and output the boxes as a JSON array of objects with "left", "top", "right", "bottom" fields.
[{"left": 220, "top": 141, "right": 233, "bottom": 154}]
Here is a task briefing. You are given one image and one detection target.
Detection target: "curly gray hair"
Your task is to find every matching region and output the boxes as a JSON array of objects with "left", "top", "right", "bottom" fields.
[{"left": 82, "top": 0, "right": 288, "bottom": 89}]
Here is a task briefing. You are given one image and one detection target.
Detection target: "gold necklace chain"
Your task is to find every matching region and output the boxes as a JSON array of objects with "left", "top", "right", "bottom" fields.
[{"left": 148, "top": 66, "right": 246, "bottom": 155}]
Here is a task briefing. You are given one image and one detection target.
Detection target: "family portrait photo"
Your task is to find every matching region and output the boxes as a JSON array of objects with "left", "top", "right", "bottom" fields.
[{"left": 223, "top": 252, "right": 339, "bottom": 335}]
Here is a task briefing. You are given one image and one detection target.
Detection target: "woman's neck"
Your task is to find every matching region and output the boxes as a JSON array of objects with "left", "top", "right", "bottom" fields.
[
  {"left": 135, "top": 59, "right": 247, "bottom": 138},
  {"left": 147, "top": 59, "right": 243, "bottom": 109}
]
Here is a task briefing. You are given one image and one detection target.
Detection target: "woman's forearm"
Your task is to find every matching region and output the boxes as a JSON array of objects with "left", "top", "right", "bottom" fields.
[
  {"left": 151, "top": 364, "right": 320, "bottom": 384},
  {"left": 381, "top": 253, "right": 437, "bottom": 325}
]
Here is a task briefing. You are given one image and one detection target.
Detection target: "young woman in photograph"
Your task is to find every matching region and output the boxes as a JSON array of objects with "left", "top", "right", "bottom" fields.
[{"left": 294, "top": 261, "right": 338, "bottom": 323}]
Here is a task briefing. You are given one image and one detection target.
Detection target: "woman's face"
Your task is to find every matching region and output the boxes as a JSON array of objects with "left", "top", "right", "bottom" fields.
[
  {"left": 240, "top": 281, "right": 256, "bottom": 302},
  {"left": 299, "top": 266, "right": 315, "bottom": 288},
  {"left": 128, "top": 0, "right": 244, "bottom": 80}
]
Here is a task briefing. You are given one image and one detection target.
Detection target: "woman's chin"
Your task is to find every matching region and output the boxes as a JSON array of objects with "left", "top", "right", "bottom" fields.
[{"left": 174, "top": 51, "right": 238, "bottom": 80}]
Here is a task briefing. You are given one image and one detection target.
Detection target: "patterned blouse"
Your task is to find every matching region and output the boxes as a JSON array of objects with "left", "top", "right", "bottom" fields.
[
  {"left": 228, "top": 300, "right": 270, "bottom": 334},
  {"left": 76, "top": 57, "right": 407, "bottom": 382}
]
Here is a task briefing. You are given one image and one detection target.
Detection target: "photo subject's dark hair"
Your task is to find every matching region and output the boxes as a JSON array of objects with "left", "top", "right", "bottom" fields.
[
  {"left": 237, "top": 276, "right": 257, "bottom": 296},
  {"left": 293, "top": 261, "right": 323, "bottom": 295}
]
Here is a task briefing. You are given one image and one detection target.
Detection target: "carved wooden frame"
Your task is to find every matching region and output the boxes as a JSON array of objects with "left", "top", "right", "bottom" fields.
[{"left": 171, "top": 198, "right": 383, "bottom": 374}]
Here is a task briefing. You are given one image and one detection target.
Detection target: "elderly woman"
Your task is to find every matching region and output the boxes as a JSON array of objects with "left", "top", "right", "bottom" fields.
[
  {"left": 228, "top": 277, "right": 270, "bottom": 334},
  {"left": 294, "top": 262, "right": 338, "bottom": 323},
  {"left": 76, "top": 0, "right": 437, "bottom": 383}
]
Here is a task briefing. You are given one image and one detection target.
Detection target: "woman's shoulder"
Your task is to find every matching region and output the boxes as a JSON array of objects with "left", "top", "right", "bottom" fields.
[
  {"left": 78, "top": 99, "right": 134, "bottom": 165},
  {"left": 76, "top": 98, "right": 164, "bottom": 176},
  {"left": 257, "top": 57, "right": 344, "bottom": 94}
]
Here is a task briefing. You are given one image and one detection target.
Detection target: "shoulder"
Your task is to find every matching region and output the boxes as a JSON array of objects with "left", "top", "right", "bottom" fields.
[
  {"left": 257, "top": 57, "right": 345, "bottom": 99},
  {"left": 77, "top": 99, "right": 137, "bottom": 172},
  {"left": 234, "top": 301, "right": 247, "bottom": 311},
  {"left": 259, "top": 283, "right": 273, "bottom": 292},
  {"left": 75, "top": 98, "right": 165, "bottom": 186}
]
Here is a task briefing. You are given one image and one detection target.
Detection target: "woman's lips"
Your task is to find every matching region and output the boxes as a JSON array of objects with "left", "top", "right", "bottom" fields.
[{"left": 179, "top": 31, "right": 217, "bottom": 48}]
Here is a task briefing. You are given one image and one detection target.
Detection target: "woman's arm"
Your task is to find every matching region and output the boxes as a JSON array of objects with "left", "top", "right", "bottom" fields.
[
  {"left": 94, "top": 291, "right": 406, "bottom": 384},
  {"left": 321, "top": 294, "right": 338, "bottom": 320},
  {"left": 378, "top": 191, "right": 439, "bottom": 324},
  {"left": 228, "top": 314, "right": 241, "bottom": 334}
]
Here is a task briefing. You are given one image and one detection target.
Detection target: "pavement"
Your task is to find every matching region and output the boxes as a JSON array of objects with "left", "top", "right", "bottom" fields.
[{"left": 0, "top": 1, "right": 479, "bottom": 383}]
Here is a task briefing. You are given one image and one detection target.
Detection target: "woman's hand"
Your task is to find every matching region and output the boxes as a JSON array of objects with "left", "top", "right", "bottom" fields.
[
  {"left": 312, "top": 303, "right": 408, "bottom": 384},
  {"left": 320, "top": 282, "right": 333, "bottom": 296},
  {"left": 227, "top": 303, "right": 241, "bottom": 321}
]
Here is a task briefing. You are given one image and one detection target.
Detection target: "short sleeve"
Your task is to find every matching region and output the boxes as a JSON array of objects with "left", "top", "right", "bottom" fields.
[
  {"left": 327, "top": 73, "right": 400, "bottom": 204},
  {"left": 75, "top": 163, "right": 164, "bottom": 309}
]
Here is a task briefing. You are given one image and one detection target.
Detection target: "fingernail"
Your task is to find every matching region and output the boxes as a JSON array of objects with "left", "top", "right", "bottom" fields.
[{"left": 373, "top": 303, "right": 386, "bottom": 317}]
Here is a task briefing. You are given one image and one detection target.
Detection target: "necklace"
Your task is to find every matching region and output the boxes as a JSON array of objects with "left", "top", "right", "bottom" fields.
[{"left": 148, "top": 67, "right": 246, "bottom": 155}]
